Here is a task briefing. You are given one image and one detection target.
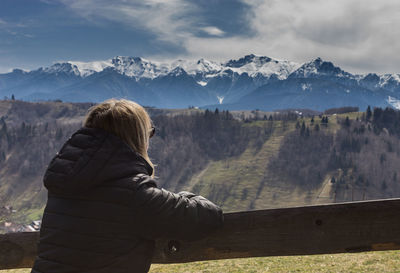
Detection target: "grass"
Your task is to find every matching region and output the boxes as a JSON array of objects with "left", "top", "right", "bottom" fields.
[
  {"left": 149, "top": 251, "right": 400, "bottom": 273},
  {"left": 185, "top": 119, "right": 335, "bottom": 212},
  {"left": 3, "top": 251, "right": 400, "bottom": 273},
  {"left": 186, "top": 120, "right": 293, "bottom": 212}
]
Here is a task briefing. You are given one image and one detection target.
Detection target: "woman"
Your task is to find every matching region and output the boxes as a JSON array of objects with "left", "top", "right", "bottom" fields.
[{"left": 31, "top": 99, "right": 224, "bottom": 273}]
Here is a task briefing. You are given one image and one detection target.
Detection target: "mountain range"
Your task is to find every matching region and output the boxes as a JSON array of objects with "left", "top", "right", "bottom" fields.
[{"left": 1, "top": 54, "right": 400, "bottom": 111}]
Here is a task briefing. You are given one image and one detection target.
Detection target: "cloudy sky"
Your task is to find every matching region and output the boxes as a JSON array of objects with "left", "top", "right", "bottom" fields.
[{"left": 1, "top": 0, "right": 400, "bottom": 74}]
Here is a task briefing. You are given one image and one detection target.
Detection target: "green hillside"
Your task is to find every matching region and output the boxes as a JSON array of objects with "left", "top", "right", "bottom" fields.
[
  {"left": 1, "top": 101, "right": 400, "bottom": 230},
  {"left": 187, "top": 121, "right": 298, "bottom": 212}
]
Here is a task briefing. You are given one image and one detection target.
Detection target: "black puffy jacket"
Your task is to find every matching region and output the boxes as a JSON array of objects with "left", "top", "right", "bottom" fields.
[{"left": 31, "top": 127, "right": 223, "bottom": 273}]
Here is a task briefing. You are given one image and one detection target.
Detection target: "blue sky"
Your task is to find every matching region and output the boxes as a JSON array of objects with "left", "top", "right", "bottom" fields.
[{"left": 1, "top": 0, "right": 400, "bottom": 74}]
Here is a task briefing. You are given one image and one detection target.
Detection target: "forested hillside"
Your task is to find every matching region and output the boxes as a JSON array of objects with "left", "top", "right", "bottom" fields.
[
  {"left": 1, "top": 100, "right": 400, "bottom": 232},
  {"left": 0, "top": 101, "right": 91, "bottom": 228}
]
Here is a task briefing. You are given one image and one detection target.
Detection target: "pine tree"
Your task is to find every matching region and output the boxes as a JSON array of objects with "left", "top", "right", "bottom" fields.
[
  {"left": 55, "top": 128, "right": 63, "bottom": 140},
  {"left": 366, "top": 105, "right": 372, "bottom": 121},
  {"left": 0, "top": 118, "right": 6, "bottom": 136},
  {"left": 300, "top": 121, "right": 306, "bottom": 135},
  {"left": 305, "top": 127, "right": 310, "bottom": 137},
  {"left": 344, "top": 116, "right": 351, "bottom": 127},
  {"left": 382, "top": 180, "right": 387, "bottom": 191},
  {"left": 373, "top": 107, "right": 383, "bottom": 121}
]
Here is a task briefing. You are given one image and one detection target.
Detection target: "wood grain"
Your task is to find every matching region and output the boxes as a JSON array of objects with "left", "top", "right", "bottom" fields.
[
  {"left": 153, "top": 198, "right": 400, "bottom": 263},
  {"left": 2, "top": 198, "right": 400, "bottom": 269}
]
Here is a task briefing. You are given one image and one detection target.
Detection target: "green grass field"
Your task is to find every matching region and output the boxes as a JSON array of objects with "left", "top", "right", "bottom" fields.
[{"left": 3, "top": 251, "right": 400, "bottom": 272}]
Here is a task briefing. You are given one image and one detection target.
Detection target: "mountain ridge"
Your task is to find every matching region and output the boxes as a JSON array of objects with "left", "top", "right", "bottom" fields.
[{"left": 1, "top": 54, "right": 400, "bottom": 111}]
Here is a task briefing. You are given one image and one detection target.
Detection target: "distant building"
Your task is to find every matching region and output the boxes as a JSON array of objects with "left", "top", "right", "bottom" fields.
[
  {"left": 24, "top": 220, "right": 42, "bottom": 232},
  {"left": 2, "top": 219, "right": 42, "bottom": 233},
  {"left": 31, "top": 220, "right": 42, "bottom": 230}
]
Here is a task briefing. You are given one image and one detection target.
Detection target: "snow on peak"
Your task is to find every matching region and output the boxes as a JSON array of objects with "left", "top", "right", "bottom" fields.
[
  {"left": 169, "top": 58, "right": 222, "bottom": 76},
  {"left": 40, "top": 54, "right": 398, "bottom": 83},
  {"left": 68, "top": 60, "right": 112, "bottom": 77},
  {"left": 292, "top": 57, "right": 348, "bottom": 78},
  {"left": 224, "top": 54, "right": 299, "bottom": 79},
  {"left": 35, "top": 54, "right": 302, "bottom": 80},
  {"left": 162, "top": 54, "right": 299, "bottom": 80},
  {"left": 225, "top": 54, "right": 260, "bottom": 67},
  {"left": 359, "top": 73, "right": 400, "bottom": 90},
  {"left": 168, "top": 66, "right": 187, "bottom": 76},
  {"left": 111, "top": 56, "right": 169, "bottom": 79},
  {"left": 380, "top": 74, "right": 400, "bottom": 87},
  {"left": 195, "top": 58, "right": 222, "bottom": 74},
  {"left": 225, "top": 54, "right": 276, "bottom": 68},
  {"left": 43, "top": 63, "right": 81, "bottom": 76}
]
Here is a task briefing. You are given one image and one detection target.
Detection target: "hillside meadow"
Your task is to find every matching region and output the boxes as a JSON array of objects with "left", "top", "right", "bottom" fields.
[
  {"left": 2, "top": 250, "right": 400, "bottom": 272},
  {"left": 3, "top": 101, "right": 400, "bottom": 228}
]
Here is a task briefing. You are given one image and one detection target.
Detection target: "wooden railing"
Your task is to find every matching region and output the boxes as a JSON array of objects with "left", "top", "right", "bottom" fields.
[{"left": 1, "top": 198, "right": 400, "bottom": 269}]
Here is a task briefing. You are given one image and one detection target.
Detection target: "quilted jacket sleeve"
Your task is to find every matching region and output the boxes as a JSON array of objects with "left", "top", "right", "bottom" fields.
[{"left": 131, "top": 174, "right": 224, "bottom": 241}]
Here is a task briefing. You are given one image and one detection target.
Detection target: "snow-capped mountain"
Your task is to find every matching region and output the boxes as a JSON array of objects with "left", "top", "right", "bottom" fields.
[
  {"left": 171, "top": 58, "right": 223, "bottom": 77},
  {"left": 62, "top": 54, "right": 298, "bottom": 83},
  {"left": 224, "top": 54, "right": 299, "bottom": 79},
  {"left": 110, "top": 56, "right": 169, "bottom": 79},
  {"left": 1, "top": 54, "right": 400, "bottom": 111},
  {"left": 42, "top": 63, "right": 81, "bottom": 76},
  {"left": 290, "top": 57, "right": 353, "bottom": 79},
  {"left": 68, "top": 60, "right": 113, "bottom": 77}
]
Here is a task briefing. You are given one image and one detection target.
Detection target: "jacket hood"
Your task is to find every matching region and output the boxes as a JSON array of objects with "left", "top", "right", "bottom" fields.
[{"left": 44, "top": 127, "right": 153, "bottom": 194}]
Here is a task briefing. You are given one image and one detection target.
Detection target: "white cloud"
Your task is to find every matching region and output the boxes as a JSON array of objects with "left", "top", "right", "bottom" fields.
[
  {"left": 182, "top": 0, "right": 400, "bottom": 74},
  {"left": 59, "top": 0, "right": 400, "bottom": 74},
  {"left": 0, "top": 18, "right": 7, "bottom": 27},
  {"left": 247, "top": 0, "right": 400, "bottom": 72},
  {"left": 60, "top": 0, "right": 195, "bottom": 43},
  {"left": 0, "top": 64, "right": 14, "bottom": 73},
  {"left": 201, "top": 26, "right": 225, "bottom": 37},
  {"left": 23, "top": 34, "right": 34, "bottom": 38}
]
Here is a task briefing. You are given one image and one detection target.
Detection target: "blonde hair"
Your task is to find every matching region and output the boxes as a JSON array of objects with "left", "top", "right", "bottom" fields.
[{"left": 84, "top": 99, "right": 154, "bottom": 173}]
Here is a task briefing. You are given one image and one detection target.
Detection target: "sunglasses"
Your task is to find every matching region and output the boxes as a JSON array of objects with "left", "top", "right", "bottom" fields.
[{"left": 149, "top": 126, "right": 156, "bottom": 138}]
